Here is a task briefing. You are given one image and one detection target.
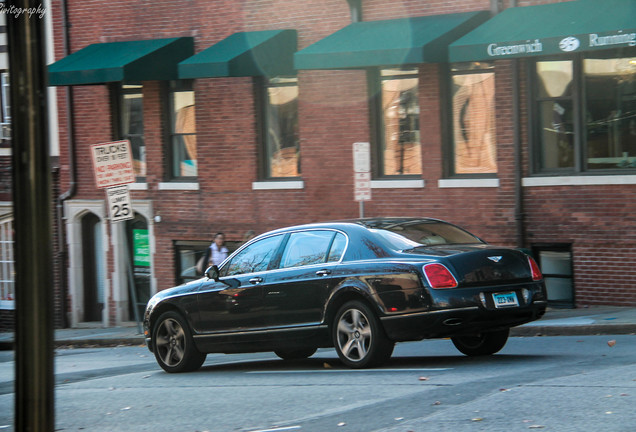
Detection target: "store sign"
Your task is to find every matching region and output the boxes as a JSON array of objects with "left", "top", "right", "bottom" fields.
[
  {"left": 484, "top": 29, "right": 636, "bottom": 59},
  {"left": 90, "top": 140, "right": 135, "bottom": 189},
  {"left": 487, "top": 39, "right": 543, "bottom": 57},
  {"left": 106, "top": 185, "right": 133, "bottom": 222},
  {"left": 133, "top": 229, "right": 150, "bottom": 267},
  {"left": 353, "top": 142, "right": 371, "bottom": 202}
]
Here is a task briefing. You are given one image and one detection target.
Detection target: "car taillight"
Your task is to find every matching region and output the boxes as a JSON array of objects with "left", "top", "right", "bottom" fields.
[
  {"left": 528, "top": 257, "right": 543, "bottom": 281},
  {"left": 423, "top": 263, "right": 458, "bottom": 289}
]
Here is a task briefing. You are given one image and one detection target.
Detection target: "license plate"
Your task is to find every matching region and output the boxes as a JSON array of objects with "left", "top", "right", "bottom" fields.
[{"left": 493, "top": 292, "right": 519, "bottom": 308}]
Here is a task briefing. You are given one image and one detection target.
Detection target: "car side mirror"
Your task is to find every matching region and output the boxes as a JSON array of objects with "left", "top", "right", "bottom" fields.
[
  {"left": 205, "top": 265, "right": 241, "bottom": 288},
  {"left": 205, "top": 265, "right": 220, "bottom": 281}
]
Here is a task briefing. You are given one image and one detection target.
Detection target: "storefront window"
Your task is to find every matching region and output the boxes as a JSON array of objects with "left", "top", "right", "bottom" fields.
[
  {"left": 533, "top": 53, "right": 636, "bottom": 173},
  {"left": 263, "top": 77, "right": 299, "bottom": 178},
  {"left": 585, "top": 57, "right": 636, "bottom": 170},
  {"left": 451, "top": 62, "right": 496, "bottom": 174},
  {"left": 117, "top": 84, "right": 145, "bottom": 178},
  {"left": 536, "top": 60, "right": 575, "bottom": 170},
  {"left": 169, "top": 81, "right": 197, "bottom": 179},
  {"left": 376, "top": 68, "right": 421, "bottom": 176}
]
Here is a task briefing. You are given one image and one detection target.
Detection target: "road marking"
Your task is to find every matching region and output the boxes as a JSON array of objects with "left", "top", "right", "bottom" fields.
[
  {"left": 246, "top": 368, "right": 451, "bottom": 374},
  {"left": 245, "top": 426, "right": 301, "bottom": 432}
]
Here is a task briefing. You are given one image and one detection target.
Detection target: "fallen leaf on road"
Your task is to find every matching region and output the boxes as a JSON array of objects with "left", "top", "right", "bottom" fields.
[
  {"left": 471, "top": 418, "right": 483, "bottom": 422},
  {"left": 323, "top": 363, "right": 332, "bottom": 369},
  {"left": 607, "top": 340, "right": 616, "bottom": 347},
  {"left": 499, "top": 388, "right": 510, "bottom": 392},
  {"left": 433, "top": 401, "right": 442, "bottom": 405},
  {"left": 419, "top": 376, "right": 429, "bottom": 381}
]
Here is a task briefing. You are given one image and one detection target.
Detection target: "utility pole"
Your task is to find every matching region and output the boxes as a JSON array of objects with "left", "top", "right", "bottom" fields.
[{"left": 7, "top": 0, "right": 55, "bottom": 430}]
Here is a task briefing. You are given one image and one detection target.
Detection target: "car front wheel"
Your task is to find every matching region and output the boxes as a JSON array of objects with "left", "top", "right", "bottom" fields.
[
  {"left": 153, "top": 311, "right": 206, "bottom": 373},
  {"left": 451, "top": 328, "right": 510, "bottom": 356},
  {"left": 333, "top": 300, "right": 394, "bottom": 368}
]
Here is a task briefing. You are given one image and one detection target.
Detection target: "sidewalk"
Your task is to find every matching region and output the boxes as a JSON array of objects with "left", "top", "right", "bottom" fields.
[{"left": 1, "top": 306, "right": 635, "bottom": 350}]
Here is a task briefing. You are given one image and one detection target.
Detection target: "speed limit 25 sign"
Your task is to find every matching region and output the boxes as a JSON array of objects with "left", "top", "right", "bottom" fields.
[{"left": 106, "top": 185, "right": 134, "bottom": 222}]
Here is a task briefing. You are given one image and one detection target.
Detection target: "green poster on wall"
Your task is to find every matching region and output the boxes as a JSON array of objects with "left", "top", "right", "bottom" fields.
[{"left": 133, "top": 229, "right": 150, "bottom": 267}]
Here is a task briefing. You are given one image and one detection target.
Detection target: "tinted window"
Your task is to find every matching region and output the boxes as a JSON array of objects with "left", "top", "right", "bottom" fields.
[
  {"left": 372, "top": 222, "right": 482, "bottom": 251},
  {"left": 280, "top": 231, "right": 335, "bottom": 268},
  {"left": 223, "top": 235, "right": 283, "bottom": 276},
  {"left": 327, "top": 233, "right": 346, "bottom": 262}
]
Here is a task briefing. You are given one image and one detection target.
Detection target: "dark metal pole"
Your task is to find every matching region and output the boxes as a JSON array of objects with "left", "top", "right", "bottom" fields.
[{"left": 7, "top": 0, "right": 55, "bottom": 431}]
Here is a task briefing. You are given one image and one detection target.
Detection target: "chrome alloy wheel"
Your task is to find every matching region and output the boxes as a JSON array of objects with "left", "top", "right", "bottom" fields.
[
  {"left": 336, "top": 308, "right": 373, "bottom": 362},
  {"left": 155, "top": 317, "right": 186, "bottom": 367}
]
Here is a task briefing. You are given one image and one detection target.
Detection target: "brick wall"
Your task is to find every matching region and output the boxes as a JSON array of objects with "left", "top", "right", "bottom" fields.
[{"left": 50, "top": 0, "right": 636, "bottom": 319}]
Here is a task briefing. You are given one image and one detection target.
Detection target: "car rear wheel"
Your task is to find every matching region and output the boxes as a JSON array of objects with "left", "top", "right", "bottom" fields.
[
  {"left": 274, "top": 347, "right": 317, "bottom": 360},
  {"left": 153, "top": 311, "right": 206, "bottom": 373},
  {"left": 333, "top": 300, "right": 394, "bottom": 368},
  {"left": 451, "top": 328, "right": 510, "bottom": 356}
]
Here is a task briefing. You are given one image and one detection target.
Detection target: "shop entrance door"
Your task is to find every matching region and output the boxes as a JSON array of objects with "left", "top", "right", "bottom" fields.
[
  {"left": 126, "top": 214, "right": 151, "bottom": 322},
  {"left": 81, "top": 213, "right": 105, "bottom": 322}
]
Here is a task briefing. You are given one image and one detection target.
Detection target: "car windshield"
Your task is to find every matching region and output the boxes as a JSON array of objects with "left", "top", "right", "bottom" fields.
[{"left": 370, "top": 221, "right": 483, "bottom": 251}]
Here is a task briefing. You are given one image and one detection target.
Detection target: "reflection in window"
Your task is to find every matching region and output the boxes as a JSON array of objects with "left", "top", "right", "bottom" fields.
[
  {"left": 327, "top": 233, "right": 346, "bottom": 263},
  {"left": 585, "top": 58, "right": 636, "bottom": 170},
  {"left": 264, "top": 77, "right": 299, "bottom": 178},
  {"left": 451, "top": 62, "right": 496, "bottom": 174},
  {"left": 118, "top": 84, "right": 145, "bottom": 177},
  {"left": 380, "top": 69, "right": 421, "bottom": 176},
  {"left": 535, "top": 61, "right": 575, "bottom": 170},
  {"left": 169, "top": 81, "right": 197, "bottom": 178},
  {"left": 223, "top": 235, "right": 283, "bottom": 276},
  {"left": 533, "top": 55, "right": 636, "bottom": 173},
  {"left": 280, "top": 231, "right": 335, "bottom": 268}
]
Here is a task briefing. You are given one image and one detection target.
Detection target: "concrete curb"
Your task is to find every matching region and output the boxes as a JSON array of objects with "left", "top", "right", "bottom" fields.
[
  {"left": 511, "top": 324, "right": 636, "bottom": 337},
  {"left": 0, "top": 338, "right": 146, "bottom": 351},
  {"left": 2, "top": 325, "right": 636, "bottom": 351}
]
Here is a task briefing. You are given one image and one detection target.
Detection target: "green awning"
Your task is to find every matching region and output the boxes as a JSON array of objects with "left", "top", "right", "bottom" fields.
[
  {"left": 49, "top": 37, "right": 194, "bottom": 86},
  {"left": 450, "top": 0, "right": 636, "bottom": 62},
  {"left": 178, "top": 30, "right": 297, "bottom": 79},
  {"left": 294, "top": 11, "right": 489, "bottom": 70}
]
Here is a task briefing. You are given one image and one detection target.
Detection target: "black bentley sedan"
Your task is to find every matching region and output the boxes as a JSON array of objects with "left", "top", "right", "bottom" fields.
[{"left": 144, "top": 218, "right": 547, "bottom": 372}]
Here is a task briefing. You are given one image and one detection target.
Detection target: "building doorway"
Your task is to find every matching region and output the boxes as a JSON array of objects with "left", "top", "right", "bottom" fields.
[
  {"left": 81, "top": 212, "right": 105, "bottom": 322},
  {"left": 126, "top": 213, "right": 151, "bottom": 322}
]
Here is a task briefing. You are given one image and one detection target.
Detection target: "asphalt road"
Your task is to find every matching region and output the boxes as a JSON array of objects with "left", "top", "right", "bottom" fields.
[{"left": 1, "top": 335, "right": 635, "bottom": 431}]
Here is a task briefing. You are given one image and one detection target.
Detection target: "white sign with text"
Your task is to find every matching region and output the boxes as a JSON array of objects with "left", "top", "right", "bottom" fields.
[
  {"left": 90, "top": 140, "right": 136, "bottom": 189},
  {"left": 353, "top": 142, "right": 371, "bottom": 202},
  {"left": 106, "top": 185, "right": 134, "bottom": 222}
]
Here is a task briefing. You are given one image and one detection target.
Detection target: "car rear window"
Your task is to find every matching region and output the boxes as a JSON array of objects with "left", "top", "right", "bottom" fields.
[{"left": 371, "top": 222, "right": 482, "bottom": 250}]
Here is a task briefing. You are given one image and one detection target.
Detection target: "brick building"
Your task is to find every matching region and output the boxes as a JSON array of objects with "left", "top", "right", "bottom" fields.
[{"left": 42, "top": 0, "right": 635, "bottom": 328}]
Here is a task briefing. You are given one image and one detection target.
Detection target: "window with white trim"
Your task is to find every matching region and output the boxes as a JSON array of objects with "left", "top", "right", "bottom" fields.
[
  {"left": 532, "top": 51, "right": 636, "bottom": 173},
  {"left": 0, "top": 216, "right": 14, "bottom": 309}
]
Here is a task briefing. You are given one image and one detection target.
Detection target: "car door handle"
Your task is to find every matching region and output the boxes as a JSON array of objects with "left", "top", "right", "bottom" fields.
[
  {"left": 316, "top": 269, "right": 332, "bottom": 277},
  {"left": 249, "top": 277, "right": 263, "bottom": 284}
]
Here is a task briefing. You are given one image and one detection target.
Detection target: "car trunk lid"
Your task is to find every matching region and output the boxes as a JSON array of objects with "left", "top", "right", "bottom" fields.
[{"left": 403, "top": 244, "right": 532, "bottom": 286}]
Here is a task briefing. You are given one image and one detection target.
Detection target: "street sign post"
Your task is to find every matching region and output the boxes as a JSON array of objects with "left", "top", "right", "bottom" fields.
[
  {"left": 106, "top": 185, "right": 134, "bottom": 222},
  {"left": 90, "top": 140, "right": 136, "bottom": 222},
  {"left": 90, "top": 140, "right": 136, "bottom": 189},
  {"left": 353, "top": 142, "right": 371, "bottom": 217}
]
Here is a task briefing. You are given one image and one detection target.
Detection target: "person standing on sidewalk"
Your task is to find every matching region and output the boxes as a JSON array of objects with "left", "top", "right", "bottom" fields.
[{"left": 197, "top": 233, "right": 229, "bottom": 274}]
